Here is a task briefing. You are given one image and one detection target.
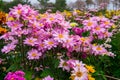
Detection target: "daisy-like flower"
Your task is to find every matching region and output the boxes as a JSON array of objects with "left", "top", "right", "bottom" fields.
[
  {"left": 71, "top": 66, "right": 88, "bottom": 80},
  {"left": 1, "top": 43, "right": 16, "bottom": 53},
  {"left": 52, "top": 30, "right": 69, "bottom": 43},
  {"left": 7, "top": 21, "right": 23, "bottom": 31},
  {"left": 92, "top": 26, "right": 105, "bottom": 34},
  {"left": 73, "top": 60, "right": 85, "bottom": 68},
  {"left": 100, "top": 20, "right": 113, "bottom": 28},
  {"left": 79, "top": 37, "right": 91, "bottom": 44},
  {"left": 27, "top": 49, "right": 42, "bottom": 60},
  {"left": 44, "top": 39, "right": 57, "bottom": 50},
  {"left": 24, "top": 37, "right": 37, "bottom": 46},
  {"left": 62, "top": 36, "right": 75, "bottom": 49},
  {"left": 91, "top": 44, "right": 107, "bottom": 55},
  {"left": 83, "top": 20, "right": 97, "bottom": 31},
  {"left": 42, "top": 75, "right": 54, "bottom": 80},
  {"left": 58, "top": 59, "right": 70, "bottom": 72},
  {"left": 37, "top": 41, "right": 46, "bottom": 51}
]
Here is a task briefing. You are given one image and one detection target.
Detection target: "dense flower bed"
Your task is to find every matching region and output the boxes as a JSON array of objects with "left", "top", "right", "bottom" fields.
[{"left": 0, "top": 4, "right": 119, "bottom": 80}]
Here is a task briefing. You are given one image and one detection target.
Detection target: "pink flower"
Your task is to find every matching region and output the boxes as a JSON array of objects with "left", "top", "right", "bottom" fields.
[
  {"left": 27, "top": 49, "right": 42, "bottom": 60},
  {"left": 58, "top": 59, "right": 70, "bottom": 72},
  {"left": 92, "top": 26, "right": 105, "bottom": 34},
  {"left": 62, "top": 36, "right": 75, "bottom": 49},
  {"left": 7, "top": 21, "right": 23, "bottom": 31},
  {"left": 91, "top": 44, "right": 107, "bottom": 55},
  {"left": 0, "top": 32, "right": 14, "bottom": 40},
  {"left": 24, "top": 37, "right": 37, "bottom": 46},
  {"left": 71, "top": 66, "right": 88, "bottom": 80},
  {"left": 1, "top": 44, "right": 16, "bottom": 53},
  {"left": 66, "top": 59, "right": 76, "bottom": 68},
  {"left": 43, "top": 75, "right": 54, "bottom": 80},
  {"left": 52, "top": 29, "right": 69, "bottom": 43},
  {"left": 83, "top": 20, "right": 97, "bottom": 31},
  {"left": 44, "top": 39, "right": 58, "bottom": 50}
]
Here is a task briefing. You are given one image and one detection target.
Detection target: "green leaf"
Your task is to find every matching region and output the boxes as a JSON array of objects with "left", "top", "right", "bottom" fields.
[
  {"left": 82, "top": 31, "right": 90, "bottom": 37},
  {"left": 6, "top": 64, "right": 17, "bottom": 72},
  {"left": 40, "top": 68, "right": 54, "bottom": 78},
  {"left": 25, "top": 71, "right": 33, "bottom": 80}
]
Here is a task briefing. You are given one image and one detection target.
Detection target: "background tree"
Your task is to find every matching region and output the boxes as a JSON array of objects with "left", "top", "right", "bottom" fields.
[
  {"left": 95, "top": 0, "right": 110, "bottom": 9},
  {"left": 55, "top": 0, "right": 66, "bottom": 11},
  {"left": 37, "top": 0, "right": 49, "bottom": 9},
  {"left": 85, "top": 0, "right": 94, "bottom": 8},
  {"left": 1, "top": 0, "right": 31, "bottom": 12},
  {"left": 74, "top": 0, "right": 86, "bottom": 10}
]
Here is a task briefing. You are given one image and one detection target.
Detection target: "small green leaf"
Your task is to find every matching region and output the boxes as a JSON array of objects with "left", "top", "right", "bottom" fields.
[{"left": 25, "top": 71, "right": 33, "bottom": 80}]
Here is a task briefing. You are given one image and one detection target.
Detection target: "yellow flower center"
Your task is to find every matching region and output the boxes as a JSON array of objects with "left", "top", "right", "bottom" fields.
[
  {"left": 49, "top": 17, "right": 54, "bottom": 21},
  {"left": 48, "top": 41, "right": 54, "bottom": 45},
  {"left": 96, "top": 46, "right": 102, "bottom": 51},
  {"left": 40, "top": 43, "right": 44, "bottom": 47},
  {"left": 104, "top": 21, "right": 109, "bottom": 25},
  {"left": 80, "top": 37, "right": 86, "bottom": 42},
  {"left": 32, "top": 53, "right": 37, "bottom": 57},
  {"left": 13, "top": 24, "right": 18, "bottom": 27},
  {"left": 76, "top": 71, "right": 82, "bottom": 77},
  {"left": 87, "top": 22, "right": 93, "bottom": 26},
  {"left": 39, "top": 23, "right": 43, "bottom": 27},
  {"left": 62, "top": 62, "right": 68, "bottom": 66},
  {"left": 95, "top": 26, "right": 101, "bottom": 30},
  {"left": 58, "top": 34, "right": 64, "bottom": 39},
  {"left": 17, "top": 10, "right": 21, "bottom": 14},
  {"left": 28, "top": 40, "right": 33, "bottom": 43}
]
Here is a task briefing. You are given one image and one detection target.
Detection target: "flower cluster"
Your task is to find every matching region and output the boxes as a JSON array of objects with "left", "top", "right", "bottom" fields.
[
  {"left": 1, "top": 4, "right": 115, "bottom": 59},
  {"left": 58, "top": 59, "right": 95, "bottom": 80},
  {"left": 0, "top": 4, "right": 118, "bottom": 80},
  {"left": 4, "top": 70, "right": 25, "bottom": 80}
]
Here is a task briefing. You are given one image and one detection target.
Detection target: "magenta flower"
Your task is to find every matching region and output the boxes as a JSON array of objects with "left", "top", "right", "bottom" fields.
[
  {"left": 72, "top": 27, "right": 84, "bottom": 36},
  {"left": 4, "top": 70, "right": 25, "bottom": 80}
]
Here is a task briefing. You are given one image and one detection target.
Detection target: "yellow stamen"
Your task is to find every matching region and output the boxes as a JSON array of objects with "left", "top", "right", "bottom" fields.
[{"left": 76, "top": 71, "right": 82, "bottom": 77}]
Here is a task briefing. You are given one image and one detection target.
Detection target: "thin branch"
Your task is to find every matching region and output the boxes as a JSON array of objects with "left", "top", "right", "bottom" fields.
[{"left": 98, "top": 74, "right": 120, "bottom": 80}]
